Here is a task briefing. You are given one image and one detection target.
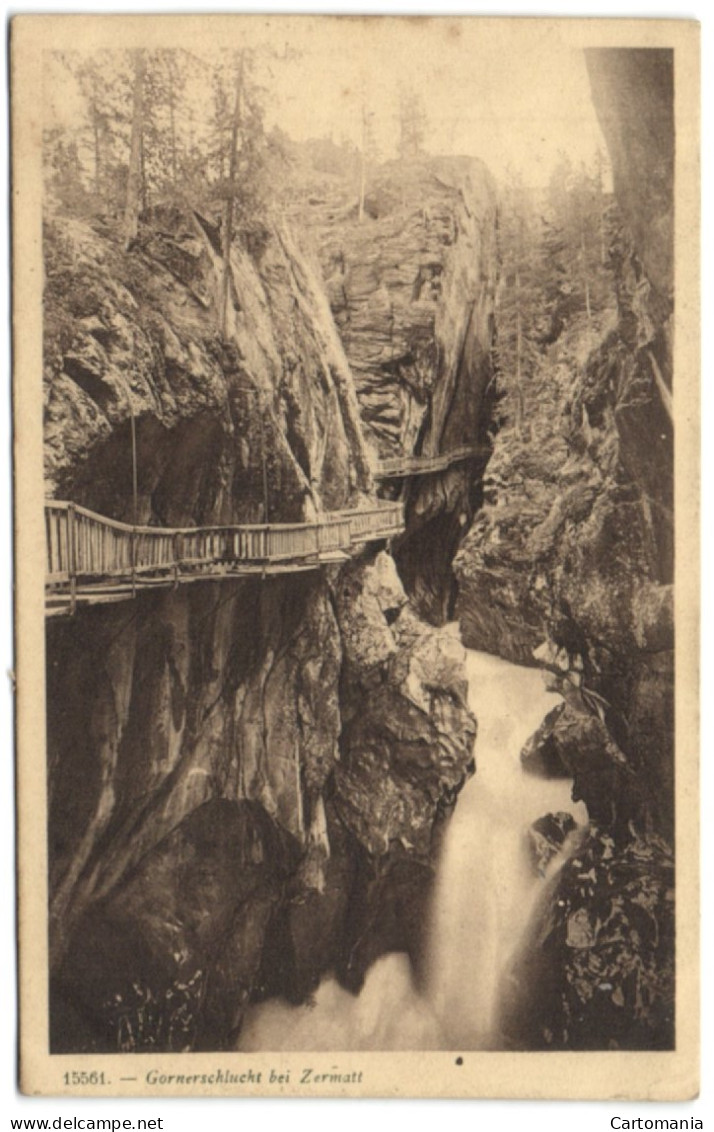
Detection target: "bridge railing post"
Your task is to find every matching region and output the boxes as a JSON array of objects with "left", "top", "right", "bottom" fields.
[
  {"left": 67, "top": 502, "right": 77, "bottom": 616},
  {"left": 173, "top": 531, "right": 183, "bottom": 587},
  {"left": 261, "top": 525, "right": 269, "bottom": 578},
  {"left": 130, "top": 524, "right": 136, "bottom": 598}
]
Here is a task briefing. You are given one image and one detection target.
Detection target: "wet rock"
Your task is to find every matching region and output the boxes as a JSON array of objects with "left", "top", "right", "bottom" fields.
[
  {"left": 528, "top": 811, "right": 577, "bottom": 877},
  {"left": 520, "top": 704, "right": 571, "bottom": 778},
  {"left": 51, "top": 800, "right": 298, "bottom": 1053},
  {"left": 337, "top": 849, "right": 436, "bottom": 994},
  {"left": 521, "top": 696, "right": 636, "bottom": 836},
  {"left": 257, "top": 805, "right": 359, "bottom": 1005},
  {"left": 335, "top": 551, "right": 403, "bottom": 675},
  {"left": 501, "top": 827, "right": 675, "bottom": 1050},
  {"left": 565, "top": 906, "right": 599, "bottom": 949},
  {"left": 334, "top": 554, "right": 476, "bottom": 858}
]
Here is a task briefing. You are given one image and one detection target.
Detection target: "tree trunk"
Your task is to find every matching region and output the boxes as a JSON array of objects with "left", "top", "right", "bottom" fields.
[
  {"left": 169, "top": 91, "right": 178, "bottom": 185},
  {"left": 91, "top": 100, "right": 101, "bottom": 198},
  {"left": 358, "top": 153, "right": 366, "bottom": 223},
  {"left": 581, "top": 230, "right": 592, "bottom": 324},
  {"left": 514, "top": 269, "right": 525, "bottom": 435},
  {"left": 596, "top": 149, "right": 607, "bottom": 266},
  {"left": 168, "top": 62, "right": 178, "bottom": 185},
  {"left": 139, "top": 127, "right": 147, "bottom": 212},
  {"left": 358, "top": 102, "right": 368, "bottom": 223},
  {"left": 219, "top": 52, "right": 244, "bottom": 338},
  {"left": 124, "top": 50, "right": 146, "bottom": 251}
]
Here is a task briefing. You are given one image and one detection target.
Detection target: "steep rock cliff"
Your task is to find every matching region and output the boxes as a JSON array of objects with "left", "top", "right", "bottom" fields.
[
  {"left": 44, "top": 205, "right": 373, "bottom": 521},
  {"left": 455, "top": 49, "right": 673, "bottom": 835},
  {"left": 453, "top": 49, "right": 675, "bottom": 1050},
  {"left": 45, "top": 204, "right": 475, "bottom": 1051},
  {"left": 300, "top": 156, "right": 499, "bottom": 621}
]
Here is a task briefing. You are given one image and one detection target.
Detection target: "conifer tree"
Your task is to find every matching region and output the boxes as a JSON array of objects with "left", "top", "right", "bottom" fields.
[
  {"left": 219, "top": 51, "right": 245, "bottom": 337},
  {"left": 542, "top": 154, "right": 615, "bottom": 338},
  {"left": 124, "top": 50, "right": 146, "bottom": 250},
  {"left": 358, "top": 102, "right": 378, "bottom": 222},
  {"left": 497, "top": 171, "right": 543, "bottom": 435},
  {"left": 73, "top": 51, "right": 133, "bottom": 210},
  {"left": 397, "top": 87, "right": 427, "bottom": 159}
]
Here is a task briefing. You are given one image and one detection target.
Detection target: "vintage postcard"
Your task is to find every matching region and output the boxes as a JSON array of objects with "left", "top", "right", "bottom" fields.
[{"left": 12, "top": 14, "right": 700, "bottom": 1100}]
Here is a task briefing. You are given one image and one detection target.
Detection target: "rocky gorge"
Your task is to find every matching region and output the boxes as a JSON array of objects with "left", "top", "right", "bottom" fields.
[
  {"left": 43, "top": 48, "right": 676, "bottom": 1055},
  {"left": 298, "top": 155, "right": 498, "bottom": 623},
  {"left": 44, "top": 155, "right": 485, "bottom": 1052},
  {"left": 460, "top": 49, "right": 676, "bottom": 1049}
]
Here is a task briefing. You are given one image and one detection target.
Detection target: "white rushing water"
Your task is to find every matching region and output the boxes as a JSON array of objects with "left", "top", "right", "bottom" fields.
[
  {"left": 425, "top": 646, "right": 588, "bottom": 1049},
  {"left": 237, "top": 645, "right": 587, "bottom": 1052}
]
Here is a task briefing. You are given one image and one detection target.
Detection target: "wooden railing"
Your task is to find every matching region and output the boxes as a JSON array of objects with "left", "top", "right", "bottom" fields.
[
  {"left": 375, "top": 444, "right": 487, "bottom": 479},
  {"left": 45, "top": 500, "right": 404, "bottom": 614},
  {"left": 340, "top": 504, "right": 407, "bottom": 541}
]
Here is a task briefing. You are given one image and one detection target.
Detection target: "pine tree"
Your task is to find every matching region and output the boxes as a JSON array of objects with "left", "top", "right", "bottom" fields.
[
  {"left": 542, "top": 154, "right": 616, "bottom": 338},
  {"left": 73, "top": 51, "right": 133, "bottom": 210},
  {"left": 123, "top": 50, "right": 146, "bottom": 250},
  {"left": 219, "top": 52, "right": 245, "bottom": 337},
  {"left": 358, "top": 102, "right": 378, "bottom": 222},
  {"left": 43, "top": 126, "right": 85, "bottom": 211},
  {"left": 210, "top": 63, "right": 232, "bottom": 183},
  {"left": 496, "top": 172, "right": 543, "bottom": 436},
  {"left": 397, "top": 87, "right": 427, "bottom": 159},
  {"left": 141, "top": 50, "right": 189, "bottom": 199}
]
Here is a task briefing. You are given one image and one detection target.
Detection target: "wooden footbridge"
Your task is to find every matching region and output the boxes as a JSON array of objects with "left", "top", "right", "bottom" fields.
[
  {"left": 45, "top": 500, "right": 405, "bottom": 617},
  {"left": 375, "top": 444, "right": 487, "bottom": 479},
  {"left": 45, "top": 446, "right": 489, "bottom": 616}
]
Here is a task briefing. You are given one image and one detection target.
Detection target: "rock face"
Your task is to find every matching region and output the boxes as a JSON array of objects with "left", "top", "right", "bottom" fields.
[
  {"left": 527, "top": 812, "right": 577, "bottom": 878},
  {"left": 45, "top": 202, "right": 476, "bottom": 1051},
  {"left": 585, "top": 49, "right": 674, "bottom": 306},
  {"left": 453, "top": 48, "right": 675, "bottom": 1050},
  {"left": 520, "top": 697, "right": 638, "bottom": 834},
  {"left": 335, "top": 553, "right": 476, "bottom": 861},
  {"left": 501, "top": 828, "right": 675, "bottom": 1051},
  {"left": 455, "top": 52, "right": 674, "bottom": 840},
  {"left": 300, "top": 156, "right": 499, "bottom": 621},
  {"left": 44, "top": 206, "right": 373, "bottom": 522}
]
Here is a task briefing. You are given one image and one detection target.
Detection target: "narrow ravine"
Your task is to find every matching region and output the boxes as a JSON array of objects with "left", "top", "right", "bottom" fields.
[
  {"left": 236, "top": 638, "right": 587, "bottom": 1051},
  {"left": 39, "top": 38, "right": 676, "bottom": 1059}
]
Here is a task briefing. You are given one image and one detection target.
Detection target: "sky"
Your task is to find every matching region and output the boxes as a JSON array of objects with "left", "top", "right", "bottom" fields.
[
  {"left": 248, "top": 18, "right": 612, "bottom": 186},
  {"left": 43, "top": 17, "right": 612, "bottom": 190}
]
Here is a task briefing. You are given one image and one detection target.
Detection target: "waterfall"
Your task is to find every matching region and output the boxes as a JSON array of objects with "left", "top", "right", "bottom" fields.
[
  {"left": 425, "top": 647, "right": 588, "bottom": 1049},
  {"left": 236, "top": 645, "right": 587, "bottom": 1051}
]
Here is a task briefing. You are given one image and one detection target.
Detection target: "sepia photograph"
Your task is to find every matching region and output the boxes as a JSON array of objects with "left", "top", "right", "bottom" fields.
[{"left": 11, "top": 12, "right": 700, "bottom": 1100}]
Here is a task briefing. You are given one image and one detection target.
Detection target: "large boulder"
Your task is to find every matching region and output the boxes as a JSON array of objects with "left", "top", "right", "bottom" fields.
[{"left": 334, "top": 553, "right": 476, "bottom": 858}]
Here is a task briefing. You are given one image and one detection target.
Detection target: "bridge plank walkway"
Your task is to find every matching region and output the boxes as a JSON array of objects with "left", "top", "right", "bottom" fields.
[
  {"left": 45, "top": 447, "right": 488, "bottom": 616},
  {"left": 375, "top": 444, "right": 487, "bottom": 479},
  {"left": 45, "top": 500, "right": 404, "bottom": 617}
]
